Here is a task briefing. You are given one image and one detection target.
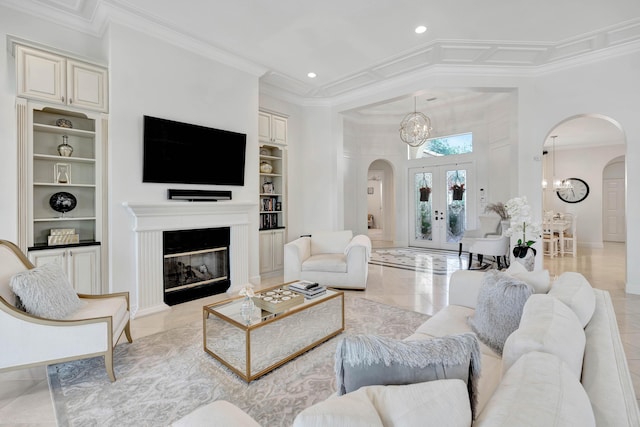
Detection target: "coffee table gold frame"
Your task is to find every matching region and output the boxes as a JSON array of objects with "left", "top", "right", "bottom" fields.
[{"left": 203, "top": 283, "right": 344, "bottom": 382}]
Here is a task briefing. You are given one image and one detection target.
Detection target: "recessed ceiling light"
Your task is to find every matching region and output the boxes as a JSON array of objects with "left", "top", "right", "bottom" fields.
[
  {"left": 415, "top": 25, "right": 427, "bottom": 34},
  {"left": 307, "top": 72, "right": 317, "bottom": 78}
]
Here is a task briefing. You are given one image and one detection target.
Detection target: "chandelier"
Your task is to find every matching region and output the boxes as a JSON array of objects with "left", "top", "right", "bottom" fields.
[
  {"left": 399, "top": 97, "right": 432, "bottom": 147},
  {"left": 550, "top": 135, "right": 573, "bottom": 192}
]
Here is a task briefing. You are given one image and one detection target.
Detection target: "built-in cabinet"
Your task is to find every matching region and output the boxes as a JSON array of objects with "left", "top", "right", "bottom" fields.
[
  {"left": 259, "top": 111, "right": 287, "bottom": 145},
  {"left": 15, "top": 44, "right": 108, "bottom": 113},
  {"left": 259, "top": 110, "right": 288, "bottom": 275},
  {"left": 259, "top": 229, "right": 285, "bottom": 274},
  {"left": 28, "top": 245, "right": 101, "bottom": 294}
]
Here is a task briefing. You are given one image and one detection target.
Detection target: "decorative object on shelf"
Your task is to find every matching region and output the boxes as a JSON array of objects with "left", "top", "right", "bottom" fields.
[
  {"left": 399, "top": 96, "right": 432, "bottom": 147},
  {"left": 260, "top": 148, "right": 270, "bottom": 156},
  {"left": 504, "top": 196, "right": 541, "bottom": 271},
  {"left": 49, "top": 191, "right": 77, "bottom": 216},
  {"left": 262, "top": 181, "right": 274, "bottom": 194},
  {"left": 54, "top": 163, "right": 71, "bottom": 184},
  {"left": 260, "top": 161, "right": 273, "bottom": 173},
  {"left": 55, "top": 118, "right": 73, "bottom": 128},
  {"left": 238, "top": 284, "right": 256, "bottom": 322},
  {"left": 275, "top": 201, "right": 282, "bottom": 211},
  {"left": 57, "top": 135, "right": 73, "bottom": 157},
  {"left": 47, "top": 228, "right": 79, "bottom": 245}
]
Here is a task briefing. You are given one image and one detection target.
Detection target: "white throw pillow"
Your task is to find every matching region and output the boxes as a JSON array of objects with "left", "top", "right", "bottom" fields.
[
  {"left": 505, "top": 263, "right": 551, "bottom": 294},
  {"left": 476, "top": 352, "right": 595, "bottom": 427},
  {"left": 293, "top": 380, "right": 471, "bottom": 427},
  {"left": 548, "top": 272, "right": 596, "bottom": 327},
  {"left": 10, "top": 263, "right": 85, "bottom": 319},
  {"left": 502, "top": 294, "right": 586, "bottom": 378}
]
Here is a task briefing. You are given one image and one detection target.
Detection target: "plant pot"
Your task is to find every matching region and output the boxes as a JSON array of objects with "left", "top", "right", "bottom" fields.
[{"left": 513, "top": 245, "right": 536, "bottom": 271}]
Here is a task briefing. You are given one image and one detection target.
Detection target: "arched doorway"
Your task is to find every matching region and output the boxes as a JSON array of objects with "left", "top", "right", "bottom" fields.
[
  {"left": 541, "top": 114, "right": 626, "bottom": 260},
  {"left": 367, "top": 159, "right": 395, "bottom": 246}
]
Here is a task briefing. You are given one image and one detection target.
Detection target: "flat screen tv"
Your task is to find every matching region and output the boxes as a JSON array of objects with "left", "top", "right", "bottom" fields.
[{"left": 143, "top": 115, "right": 246, "bottom": 186}]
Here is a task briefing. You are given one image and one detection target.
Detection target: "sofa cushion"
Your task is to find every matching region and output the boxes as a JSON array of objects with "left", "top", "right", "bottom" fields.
[
  {"left": 335, "top": 333, "right": 481, "bottom": 416},
  {"left": 409, "top": 305, "right": 503, "bottom": 414},
  {"left": 505, "top": 262, "right": 551, "bottom": 294},
  {"left": 502, "top": 294, "right": 586, "bottom": 378},
  {"left": 468, "top": 270, "right": 533, "bottom": 355},
  {"left": 9, "top": 263, "right": 85, "bottom": 319},
  {"left": 293, "top": 380, "right": 472, "bottom": 427},
  {"left": 475, "top": 351, "right": 595, "bottom": 427},
  {"left": 302, "top": 254, "right": 347, "bottom": 273},
  {"left": 548, "top": 272, "right": 596, "bottom": 327},
  {"left": 310, "top": 230, "right": 353, "bottom": 255},
  {"left": 66, "top": 296, "right": 129, "bottom": 340}
]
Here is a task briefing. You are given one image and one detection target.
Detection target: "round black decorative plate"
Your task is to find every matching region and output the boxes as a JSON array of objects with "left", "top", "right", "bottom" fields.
[{"left": 49, "top": 192, "right": 77, "bottom": 213}]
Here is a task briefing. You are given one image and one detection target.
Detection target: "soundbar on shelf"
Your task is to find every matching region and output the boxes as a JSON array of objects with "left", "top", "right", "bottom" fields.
[{"left": 167, "top": 189, "right": 232, "bottom": 202}]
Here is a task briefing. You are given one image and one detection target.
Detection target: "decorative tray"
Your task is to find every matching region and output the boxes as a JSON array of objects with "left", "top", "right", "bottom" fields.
[{"left": 252, "top": 288, "right": 303, "bottom": 313}]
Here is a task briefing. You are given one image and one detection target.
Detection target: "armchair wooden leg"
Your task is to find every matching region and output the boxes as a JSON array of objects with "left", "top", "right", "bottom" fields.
[
  {"left": 459, "top": 243, "right": 462, "bottom": 257},
  {"left": 468, "top": 253, "right": 473, "bottom": 269},
  {"left": 105, "top": 350, "right": 116, "bottom": 382},
  {"left": 124, "top": 321, "right": 133, "bottom": 343},
  {"left": 497, "top": 256, "right": 502, "bottom": 270}
]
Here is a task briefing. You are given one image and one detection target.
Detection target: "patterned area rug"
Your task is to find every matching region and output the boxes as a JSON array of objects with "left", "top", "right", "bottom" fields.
[
  {"left": 369, "top": 247, "right": 493, "bottom": 274},
  {"left": 48, "top": 295, "right": 429, "bottom": 427}
]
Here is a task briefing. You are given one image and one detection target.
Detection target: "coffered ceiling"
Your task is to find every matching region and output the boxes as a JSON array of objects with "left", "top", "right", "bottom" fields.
[
  {"left": 2, "top": 0, "right": 635, "bottom": 148},
  {"left": 4, "top": 0, "right": 640, "bottom": 101}
]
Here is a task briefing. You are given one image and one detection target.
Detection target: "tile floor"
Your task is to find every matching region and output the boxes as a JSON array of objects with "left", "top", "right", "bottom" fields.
[{"left": 1, "top": 241, "right": 638, "bottom": 425}]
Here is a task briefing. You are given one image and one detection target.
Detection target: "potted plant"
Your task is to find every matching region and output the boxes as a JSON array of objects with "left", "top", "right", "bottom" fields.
[
  {"left": 451, "top": 183, "right": 465, "bottom": 200},
  {"left": 504, "top": 197, "right": 541, "bottom": 271}
]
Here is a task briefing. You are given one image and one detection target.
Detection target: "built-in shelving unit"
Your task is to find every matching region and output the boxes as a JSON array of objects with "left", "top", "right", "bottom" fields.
[{"left": 258, "top": 110, "right": 288, "bottom": 275}]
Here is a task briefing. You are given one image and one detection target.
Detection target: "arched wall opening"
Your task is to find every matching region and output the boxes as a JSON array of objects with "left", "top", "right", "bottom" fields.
[{"left": 367, "top": 159, "right": 395, "bottom": 244}]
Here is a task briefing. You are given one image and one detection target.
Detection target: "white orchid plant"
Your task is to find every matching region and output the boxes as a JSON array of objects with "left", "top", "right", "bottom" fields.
[
  {"left": 504, "top": 196, "right": 541, "bottom": 258},
  {"left": 239, "top": 284, "right": 255, "bottom": 298}
]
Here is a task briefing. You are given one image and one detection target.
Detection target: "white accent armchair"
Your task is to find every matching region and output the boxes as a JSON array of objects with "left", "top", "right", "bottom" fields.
[
  {"left": 458, "top": 214, "right": 503, "bottom": 256},
  {"left": 0, "top": 240, "right": 132, "bottom": 381},
  {"left": 284, "top": 230, "right": 371, "bottom": 290}
]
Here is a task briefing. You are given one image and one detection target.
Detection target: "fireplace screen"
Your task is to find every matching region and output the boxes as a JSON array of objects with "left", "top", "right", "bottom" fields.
[{"left": 164, "top": 247, "right": 228, "bottom": 293}]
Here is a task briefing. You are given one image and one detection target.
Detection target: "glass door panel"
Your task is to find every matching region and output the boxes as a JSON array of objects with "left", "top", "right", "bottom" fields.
[{"left": 409, "top": 164, "right": 472, "bottom": 250}]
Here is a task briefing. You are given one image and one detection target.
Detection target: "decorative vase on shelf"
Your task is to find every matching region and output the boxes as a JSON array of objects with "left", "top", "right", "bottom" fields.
[
  {"left": 260, "top": 161, "right": 273, "bottom": 173},
  {"left": 57, "top": 135, "right": 73, "bottom": 157}
]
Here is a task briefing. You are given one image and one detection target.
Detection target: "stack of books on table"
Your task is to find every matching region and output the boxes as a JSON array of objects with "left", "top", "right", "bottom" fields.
[{"left": 288, "top": 280, "right": 327, "bottom": 299}]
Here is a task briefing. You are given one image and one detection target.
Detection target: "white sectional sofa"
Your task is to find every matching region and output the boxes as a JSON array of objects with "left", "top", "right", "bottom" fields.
[{"left": 175, "top": 267, "right": 640, "bottom": 426}]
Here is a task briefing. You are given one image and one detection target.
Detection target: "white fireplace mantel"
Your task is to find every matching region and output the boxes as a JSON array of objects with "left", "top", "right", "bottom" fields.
[{"left": 123, "top": 201, "right": 256, "bottom": 317}]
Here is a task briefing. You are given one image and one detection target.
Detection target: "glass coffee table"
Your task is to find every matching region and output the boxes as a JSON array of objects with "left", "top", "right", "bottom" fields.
[{"left": 203, "top": 283, "right": 344, "bottom": 382}]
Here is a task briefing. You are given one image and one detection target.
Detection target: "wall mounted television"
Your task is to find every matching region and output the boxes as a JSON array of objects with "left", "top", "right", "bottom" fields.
[{"left": 143, "top": 115, "right": 246, "bottom": 186}]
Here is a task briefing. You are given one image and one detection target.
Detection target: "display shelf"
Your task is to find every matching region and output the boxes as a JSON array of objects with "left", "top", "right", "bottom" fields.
[{"left": 34, "top": 154, "right": 95, "bottom": 163}]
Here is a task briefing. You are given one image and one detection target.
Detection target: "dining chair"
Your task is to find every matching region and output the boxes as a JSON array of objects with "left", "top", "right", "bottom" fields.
[
  {"left": 559, "top": 213, "right": 577, "bottom": 256},
  {"left": 542, "top": 221, "right": 559, "bottom": 257}
]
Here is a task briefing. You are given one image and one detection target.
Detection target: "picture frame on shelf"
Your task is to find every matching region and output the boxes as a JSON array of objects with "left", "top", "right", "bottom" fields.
[{"left": 54, "top": 163, "right": 71, "bottom": 184}]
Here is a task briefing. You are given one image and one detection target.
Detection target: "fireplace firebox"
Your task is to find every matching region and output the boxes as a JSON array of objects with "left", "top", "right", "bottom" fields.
[{"left": 163, "top": 227, "right": 231, "bottom": 306}]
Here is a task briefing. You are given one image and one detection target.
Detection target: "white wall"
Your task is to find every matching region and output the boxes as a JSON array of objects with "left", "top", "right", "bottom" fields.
[
  {"left": 545, "top": 145, "right": 625, "bottom": 247},
  {"left": 107, "top": 24, "right": 260, "bottom": 307}
]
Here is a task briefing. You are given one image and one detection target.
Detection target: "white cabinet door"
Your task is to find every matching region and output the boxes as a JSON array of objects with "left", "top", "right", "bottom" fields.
[
  {"left": 68, "top": 246, "right": 100, "bottom": 294},
  {"left": 28, "top": 246, "right": 101, "bottom": 294},
  {"left": 271, "top": 115, "right": 287, "bottom": 145},
  {"left": 15, "top": 44, "right": 108, "bottom": 112},
  {"left": 67, "top": 60, "right": 108, "bottom": 112},
  {"left": 16, "top": 45, "right": 66, "bottom": 105},
  {"left": 271, "top": 229, "right": 285, "bottom": 271},
  {"left": 259, "top": 230, "right": 285, "bottom": 274},
  {"left": 258, "top": 111, "right": 287, "bottom": 145},
  {"left": 259, "top": 232, "right": 274, "bottom": 273},
  {"left": 258, "top": 111, "right": 272, "bottom": 142}
]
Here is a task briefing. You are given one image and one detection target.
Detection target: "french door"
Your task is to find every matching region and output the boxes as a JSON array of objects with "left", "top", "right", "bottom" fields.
[{"left": 409, "top": 164, "right": 473, "bottom": 250}]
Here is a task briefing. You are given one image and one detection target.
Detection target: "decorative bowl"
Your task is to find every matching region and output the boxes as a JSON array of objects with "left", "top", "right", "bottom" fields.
[
  {"left": 49, "top": 192, "right": 77, "bottom": 213},
  {"left": 55, "top": 118, "right": 73, "bottom": 128}
]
